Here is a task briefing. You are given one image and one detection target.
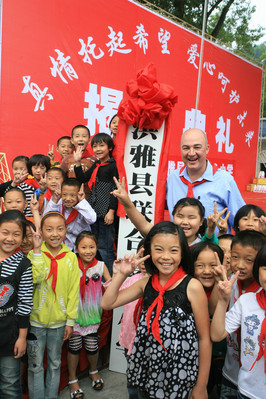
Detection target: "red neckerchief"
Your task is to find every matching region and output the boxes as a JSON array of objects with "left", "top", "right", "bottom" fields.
[
  {"left": 250, "top": 290, "right": 266, "bottom": 377},
  {"left": 179, "top": 164, "right": 218, "bottom": 198},
  {"left": 237, "top": 280, "right": 260, "bottom": 297},
  {"left": 78, "top": 257, "right": 98, "bottom": 300},
  {"left": 206, "top": 288, "right": 213, "bottom": 301},
  {"left": 45, "top": 188, "right": 53, "bottom": 201},
  {"left": 88, "top": 161, "right": 109, "bottom": 190},
  {"left": 146, "top": 267, "right": 186, "bottom": 350},
  {"left": 44, "top": 251, "right": 67, "bottom": 297},
  {"left": 82, "top": 148, "right": 93, "bottom": 158},
  {"left": 62, "top": 205, "right": 78, "bottom": 225},
  {"left": 23, "top": 177, "right": 40, "bottom": 189}
]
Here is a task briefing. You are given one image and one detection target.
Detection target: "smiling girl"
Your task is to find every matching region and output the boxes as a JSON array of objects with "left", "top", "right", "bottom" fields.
[
  {"left": 101, "top": 221, "right": 211, "bottom": 399},
  {"left": 67, "top": 231, "right": 110, "bottom": 397},
  {"left": 27, "top": 211, "right": 80, "bottom": 399},
  {"left": 0, "top": 210, "right": 33, "bottom": 399}
]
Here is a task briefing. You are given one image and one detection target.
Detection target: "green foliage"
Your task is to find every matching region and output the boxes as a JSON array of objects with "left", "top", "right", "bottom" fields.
[
  {"left": 143, "top": 0, "right": 265, "bottom": 115},
  {"left": 207, "top": 1, "right": 264, "bottom": 57},
  {"left": 143, "top": 0, "right": 264, "bottom": 56}
]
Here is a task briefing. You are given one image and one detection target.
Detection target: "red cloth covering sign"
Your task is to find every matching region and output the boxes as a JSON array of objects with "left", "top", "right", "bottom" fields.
[
  {"left": 0, "top": 0, "right": 262, "bottom": 195},
  {"left": 115, "top": 63, "right": 177, "bottom": 224}
]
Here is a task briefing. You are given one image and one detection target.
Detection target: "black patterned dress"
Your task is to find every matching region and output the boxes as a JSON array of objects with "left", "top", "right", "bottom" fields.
[{"left": 127, "top": 275, "right": 199, "bottom": 399}]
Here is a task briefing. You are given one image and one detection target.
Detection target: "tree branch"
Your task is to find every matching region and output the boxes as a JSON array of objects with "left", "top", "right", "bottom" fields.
[
  {"left": 207, "top": 0, "right": 226, "bottom": 19},
  {"left": 211, "top": 0, "right": 235, "bottom": 37}
]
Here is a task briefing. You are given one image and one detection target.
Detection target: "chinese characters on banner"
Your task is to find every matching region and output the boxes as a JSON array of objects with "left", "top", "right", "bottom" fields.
[
  {"left": 118, "top": 123, "right": 165, "bottom": 256},
  {"left": 0, "top": 0, "right": 263, "bottom": 194}
]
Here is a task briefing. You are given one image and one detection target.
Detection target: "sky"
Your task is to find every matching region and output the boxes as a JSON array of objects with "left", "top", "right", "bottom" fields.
[{"left": 250, "top": 0, "right": 266, "bottom": 43}]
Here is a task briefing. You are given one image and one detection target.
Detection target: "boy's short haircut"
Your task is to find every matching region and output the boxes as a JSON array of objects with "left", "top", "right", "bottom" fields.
[
  {"left": 28, "top": 154, "right": 51, "bottom": 175},
  {"left": 4, "top": 187, "right": 26, "bottom": 200},
  {"left": 253, "top": 243, "right": 266, "bottom": 285},
  {"left": 12, "top": 155, "right": 29, "bottom": 169},
  {"left": 57, "top": 136, "right": 72, "bottom": 147},
  {"left": 61, "top": 178, "right": 81, "bottom": 190},
  {"left": 218, "top": 233, "right": 234, "bottom": 241},
  {"left": 47, "top": 167, "right": 66, "bottom": 180},
  {"left": 71, "top": 125, "right": 90, "bottom": 138},
  {"left": 231, "top": 230, "right": 266, "bottom": 252},
  {"left": 91, "top": 132, "right": 114, "bottom": 154}
]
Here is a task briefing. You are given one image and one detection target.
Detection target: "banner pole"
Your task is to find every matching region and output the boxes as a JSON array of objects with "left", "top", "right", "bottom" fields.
[{"left": 194, "top": 0, "right": 208, "bottom": 128}]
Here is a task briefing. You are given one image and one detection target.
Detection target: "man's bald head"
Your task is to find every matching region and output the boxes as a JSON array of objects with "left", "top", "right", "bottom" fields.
[
  {"left": 181, "top": 128, "right": 208, "bottom": 147},
  {"left": 180, "top": 128, "right": 210, "bottom": 179}
]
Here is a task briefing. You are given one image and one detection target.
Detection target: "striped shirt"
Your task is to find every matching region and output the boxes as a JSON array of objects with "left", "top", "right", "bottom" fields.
[{"left": 0, "top": 250, "right": 33, "bottom": 319}]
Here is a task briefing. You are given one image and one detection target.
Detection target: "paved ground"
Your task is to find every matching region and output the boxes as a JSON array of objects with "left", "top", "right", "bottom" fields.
[{"left": 59, "top": 368, "right": 128, "bottom": 399}]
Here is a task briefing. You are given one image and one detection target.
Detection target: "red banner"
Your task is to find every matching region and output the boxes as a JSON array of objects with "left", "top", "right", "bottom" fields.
[{"left": 0, "top": 0, "right": 262, "bottom": 192}]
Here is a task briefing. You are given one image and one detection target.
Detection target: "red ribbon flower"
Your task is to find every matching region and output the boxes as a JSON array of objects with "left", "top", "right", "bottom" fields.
[{"left": 117, "top": 63, "right": 177, "bottom": 130}]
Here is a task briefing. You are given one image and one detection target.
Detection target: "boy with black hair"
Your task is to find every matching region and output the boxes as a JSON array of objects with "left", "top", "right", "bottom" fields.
[
  {"left": 218, "top": 230, "right": 266, "bottom": 399},
  {"left": 211, "top": 243, "right": 266, "bottom": 399},
  {"left": 0, "top": 155, "right": 46, "bottom": 217},
  {"left": 0, "top": 156, "right": 29, "bottom": 197},
  {"left": 74, "top": 132, "right": 118, "bottom": 274},
  {"left": 35, "top": 167, "right": 65, "bottom": 213},
  {"left": 43, "top": 178, "right": 96, "bottom": 250},
  {"left": 61, "top": 125, "right": 96, "bottom": 177},
  {"left": 56, "top": 136, "right": 73, "bottom": 162},
  {"left": 3, "top": 187, "right": 28, "bottom": 214},
  {"left": 47, "top": 136, "right": 74, "bottom": 166}
]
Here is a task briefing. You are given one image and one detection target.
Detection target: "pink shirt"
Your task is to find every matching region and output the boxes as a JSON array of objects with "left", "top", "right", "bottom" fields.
[{"left": 119, "top": 273, "right": 145, "bottom": 355}]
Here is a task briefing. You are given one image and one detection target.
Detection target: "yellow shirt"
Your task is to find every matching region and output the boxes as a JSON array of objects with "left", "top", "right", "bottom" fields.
[{"left": 28, "top": 242, "right": 80, "bottom": 328}]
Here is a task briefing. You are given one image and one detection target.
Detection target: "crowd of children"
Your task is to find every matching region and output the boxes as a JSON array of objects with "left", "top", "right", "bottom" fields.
[{"left": 0, "top": 120, "right": 266, "bottom": 399}]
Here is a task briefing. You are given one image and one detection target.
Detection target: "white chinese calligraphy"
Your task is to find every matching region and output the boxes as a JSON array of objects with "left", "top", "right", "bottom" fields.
[
  {"left": 78, "top": 37, "right": 104, "bottom": 65},
  {"left": 133, "top": 24, "right": 148, "bottom": 54},
  {"left": 229, "top": 90, "right": 240, "bottom": 104},
  {"left": 106, "top": 26, "right": 132, "bottom": 56},
  {"left": 245, "top": 131, "right": 254, "bottom": 147},
  {"left": 158, "top": 28, "right": 170, "bottom": 54},
  {"left": 237, "top": 111, "right": 247, "bottom": 127},
  {"left": 84, "top": 83, "right": 123, "bottom": 135},
  {"left": 49, "top": 50, "right": 78, "bottom": 84},
  {"left": 216, "top": 116, "right": 234, "bottom": 153},
  {"left": 218, "top": 72, "right": 230, "bottom": 93},
  {"left": 21, "top": 76, "right": 53, "bottom": 112},
  {"left": 187, "top": 44, "right": 199, "bottom": 69},
  {"left": 183, "top": 108, "right": 206, "bottom": 132},
  {"left": 203, "top": 62, "right": 216, "bottom": 75}
]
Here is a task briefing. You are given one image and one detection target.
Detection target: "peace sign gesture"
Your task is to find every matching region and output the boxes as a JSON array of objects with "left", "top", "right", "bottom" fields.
[
  {"left": 47, "top": 144, "right": 55, "bottom": 160},
  {"left": 217, "top": 208, "right": 231, "bottom": 236},
  {"left": 111, "top": 176, "right": 131, "bottom": 207},
  {"left": 217, "top": 269, "right": 239, "bottom": 303},
  {"left": 206, "top": 202, "right": 228, "bottom": 237},
  {"left": 118, "top": 250, "right": 150, "bottom": 277},
  {"left": 31, "top": 226, "right": 43, "bottom": 253},
  {"left": 78, "top": 183, "right": 85, "bottom": 202},
  {"left": 52, "top": 183, "right": 62, "bottom": 203}
]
